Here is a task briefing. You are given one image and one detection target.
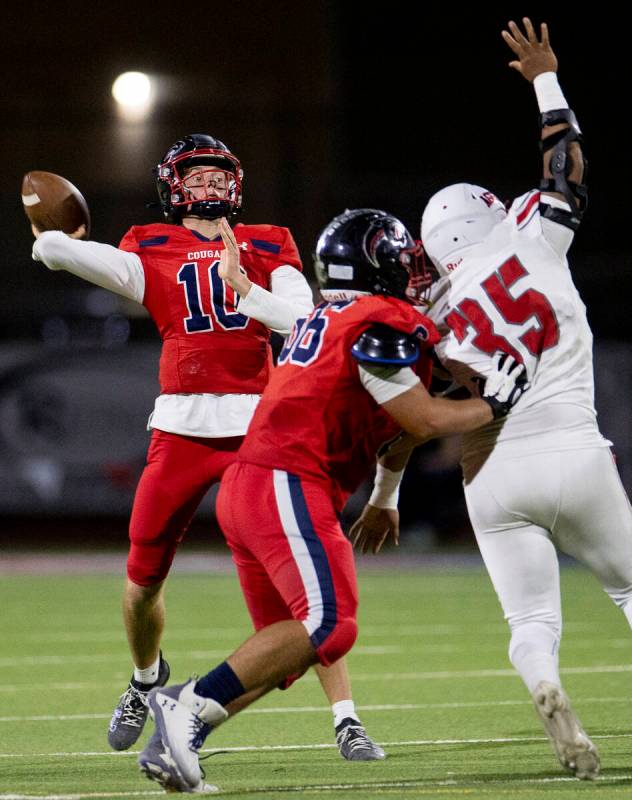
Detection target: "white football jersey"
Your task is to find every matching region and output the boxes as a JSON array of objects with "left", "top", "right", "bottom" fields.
[{"left": 427, "top": 190, "right": 610, "bottom": 474}]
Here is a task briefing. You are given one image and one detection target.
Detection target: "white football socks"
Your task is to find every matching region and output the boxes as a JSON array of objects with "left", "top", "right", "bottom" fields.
[
  {"left": 509, "top": 622, "right": 561, "bottom": 695},
  {"left": 134, "top": 655, "right": 161, "bottom": 685},
  {"left": 332, "top": 699, "right": 359, "bottom": 727}
]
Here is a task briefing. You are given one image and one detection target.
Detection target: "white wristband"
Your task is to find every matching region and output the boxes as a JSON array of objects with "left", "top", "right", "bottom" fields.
[
  {"left": 369, "top": 463, "right": 404, "bottom": 510},
  {"left": 533, "top": 72, "right": 568, "bottom": 113}
]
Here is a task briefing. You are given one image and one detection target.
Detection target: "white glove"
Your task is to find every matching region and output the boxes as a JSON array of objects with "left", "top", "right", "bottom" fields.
[{"left": 481, "top": 353, "right": 530, "bottom": 419}]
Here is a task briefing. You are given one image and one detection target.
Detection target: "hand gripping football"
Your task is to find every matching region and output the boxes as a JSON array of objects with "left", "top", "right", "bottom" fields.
[{"left": 21, "top": 171, "right": 90, "bottom": 239}]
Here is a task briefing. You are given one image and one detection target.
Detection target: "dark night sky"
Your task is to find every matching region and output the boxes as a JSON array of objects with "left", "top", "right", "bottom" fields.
[{"left": 2, "top": 3, "right": 630, "bottom": 339}]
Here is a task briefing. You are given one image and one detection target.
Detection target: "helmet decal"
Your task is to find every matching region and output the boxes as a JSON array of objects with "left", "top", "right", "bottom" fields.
[
  {"left": 481, "top": 191, "right": 500, "bottom": 208},
  {"left": 314, "top": 208, "right": 429, "bottom": 304},
  {"left": 365, "top": 228, "right": 386, "bottom": 268}
]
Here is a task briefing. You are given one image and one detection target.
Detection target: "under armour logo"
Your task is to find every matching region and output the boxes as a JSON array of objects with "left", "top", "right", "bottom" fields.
[
  {"left": 239, "top": 241, "right": 248, "bottom": 251},
  {"left": 480, "top": 191, "right": 498, "bottom": 208}
]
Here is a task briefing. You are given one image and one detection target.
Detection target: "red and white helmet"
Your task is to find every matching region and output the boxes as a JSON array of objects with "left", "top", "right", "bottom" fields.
[{"left": 421, "top": 183, "right": 507, "bottom": 277}]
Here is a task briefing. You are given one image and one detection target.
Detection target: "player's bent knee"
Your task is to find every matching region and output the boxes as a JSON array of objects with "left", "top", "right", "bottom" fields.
[
  {"left": 316, "top": 616, "right": 358, "bottom": 666},
  {"left": 126, "top": 543, "right": 177, "bottom": 586},
  {"left": 125, "top": 576, "right": 165, "bottom": 604},
  {"left": 506, "top": 608, "right": 561, "bottom": 638},
  {"left": 508, "top": 619, "right": 560, "bottom": 664}
]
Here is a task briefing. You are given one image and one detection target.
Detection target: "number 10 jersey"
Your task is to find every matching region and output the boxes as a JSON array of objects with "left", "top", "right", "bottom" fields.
[{"left": 120, "top": 222, "right": 302, "bottom": 396}]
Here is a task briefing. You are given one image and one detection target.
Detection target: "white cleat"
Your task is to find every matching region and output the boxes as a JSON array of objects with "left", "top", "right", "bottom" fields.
[
  {"left": 532, "top": 681, "right": 600, "bottom": 780},
  {"left": 140, "top": 680, "right": 228, "bottom": 793},
  {"left": 139, "top": 729, "right": 219, "bottom": 793}
]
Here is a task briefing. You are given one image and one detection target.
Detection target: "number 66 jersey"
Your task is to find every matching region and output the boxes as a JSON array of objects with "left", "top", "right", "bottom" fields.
[
  {"left": 427, "top": 190, "right": 611, "bottom": 477},
  {"left": 238, "top": 295, "right": 438, "bottom": 514}
]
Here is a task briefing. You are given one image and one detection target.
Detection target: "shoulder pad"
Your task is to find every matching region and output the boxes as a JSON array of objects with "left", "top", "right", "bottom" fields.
[{"left": 351, "top": 324, "right": 419, "bottom": 366}]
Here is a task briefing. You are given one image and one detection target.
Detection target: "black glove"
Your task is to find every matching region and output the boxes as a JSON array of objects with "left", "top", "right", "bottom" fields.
[{"left": 481, "top": 353, "right": 530, "bottom": 419}]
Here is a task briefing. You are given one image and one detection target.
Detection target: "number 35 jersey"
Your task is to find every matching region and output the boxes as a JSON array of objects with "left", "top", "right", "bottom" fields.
[
  {"left": 120, "top": 222, "right": 302, "bottom": 395},
  {"left": 427, "top": 190, "right": 610, "bottom": 467}
]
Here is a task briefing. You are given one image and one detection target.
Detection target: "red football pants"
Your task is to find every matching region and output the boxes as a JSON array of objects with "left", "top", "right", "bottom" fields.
[
  {"left": 127, "top": 429, "right": 243, "bottom": 586},
  {"left": 216, "top": 461, "right": 359, "bottom": 667}
]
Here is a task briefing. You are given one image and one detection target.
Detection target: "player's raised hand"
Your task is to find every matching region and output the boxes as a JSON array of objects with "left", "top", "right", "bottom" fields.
[
  {"left": 502, "top": 18, "right": 557, "bottom": 83},
  {"left": 350, "top": 503, "right": 399, "bottom": 554},
  {"left": 218, "top": 217, "right": 251, "bottom": 297},
  {"left": 218, "top": 217, "right": 240, "bottom": 279}
]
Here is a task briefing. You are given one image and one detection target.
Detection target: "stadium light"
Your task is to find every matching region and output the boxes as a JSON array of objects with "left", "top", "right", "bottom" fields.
[{"left": 112, "top": 72, "right": 154, "bottom": 121}]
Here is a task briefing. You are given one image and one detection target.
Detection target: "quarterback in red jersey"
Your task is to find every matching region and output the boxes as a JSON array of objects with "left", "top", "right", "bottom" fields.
[
  {"left": 137, "top": 208, "right": 529, "bottom": 793},
  {"left": 32, "top": 135, "right": 383, "bottom": 760}
]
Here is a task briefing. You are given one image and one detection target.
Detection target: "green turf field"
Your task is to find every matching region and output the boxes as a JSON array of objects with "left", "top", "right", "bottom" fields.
[{"left": 1, "top": 565, "right": 632, "bottom": 799}]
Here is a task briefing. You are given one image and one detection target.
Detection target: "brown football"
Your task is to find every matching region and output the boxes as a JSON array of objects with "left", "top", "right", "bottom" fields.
[{"left": 21, "top": 171, "right": 90, "bottom": 239}]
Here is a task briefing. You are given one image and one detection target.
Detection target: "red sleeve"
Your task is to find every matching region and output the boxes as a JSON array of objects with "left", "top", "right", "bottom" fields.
[
  {"left": 118, "top": 226, "right": 141, "bottom": 254},
  {"left": 368, "top": 297, "right": 441, "bottom": 347},
  {"left": 411, "top": 311, "right": 440, "bottom": 349},
  {"left": 277, "top": 227, "right": 303, "bottom": 272},
  {"left": 412, "top": 350, "right": 435, "bottom": 389},
  {"left": 234, "top": 223, "right": 303, "bottom": 274}
]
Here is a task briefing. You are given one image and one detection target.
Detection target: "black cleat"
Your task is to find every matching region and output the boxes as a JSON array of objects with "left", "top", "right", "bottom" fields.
[
  {"left": 107, "top": 654, "right": 170, "bottom": 751},
  {"left": 335, "top": 717, "right": 386, "bottom": 761}
]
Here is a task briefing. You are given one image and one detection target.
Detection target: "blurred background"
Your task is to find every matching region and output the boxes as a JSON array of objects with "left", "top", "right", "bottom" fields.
[{"left": 1, "top": 3, "right": 630, "bottom": 552}]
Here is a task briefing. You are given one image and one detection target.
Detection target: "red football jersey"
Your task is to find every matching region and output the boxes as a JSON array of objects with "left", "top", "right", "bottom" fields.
[
  {"left": 119, "top": 222, "right": 302, "bottom": 394},
  {"left": 237, "top": 295, "right": 439, "bottom": 512}
]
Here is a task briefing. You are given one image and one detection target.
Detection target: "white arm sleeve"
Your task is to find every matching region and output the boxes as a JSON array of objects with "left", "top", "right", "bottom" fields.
[
  {"left": 236, "top": 265, "right": 314, "bottom": 335},
  {"left": 359, "top": 363, "right": 420, "bottom": 404},
  {"left": 533, "top": 72, "right": 569, "bottom": 112},
  {"left": 32, "top": 231, "right": 145, "bottom": 303},
  {"left": 539, "top": 196, "right": 575, "bottom": 260}
]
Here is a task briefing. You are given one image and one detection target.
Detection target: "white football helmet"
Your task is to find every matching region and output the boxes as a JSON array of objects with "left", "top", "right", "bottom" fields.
[{"left": 421, "top": 183, "right": 507, "bottom": 277}]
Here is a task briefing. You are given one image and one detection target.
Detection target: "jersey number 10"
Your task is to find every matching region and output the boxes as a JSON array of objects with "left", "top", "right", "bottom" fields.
[{"left": 178, "top": 261, "right": 249, "bottom": 333}]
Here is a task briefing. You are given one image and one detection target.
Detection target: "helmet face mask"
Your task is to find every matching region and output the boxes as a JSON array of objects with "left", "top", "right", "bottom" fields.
[
  {"left": 181, "top": 165, "right": 231, "bottom": 201},
  {"left": 315, "top": 208, "right": 430, "bottom": 304},
  {"left": 155, "top": 134, "right": 243, "bottom": 223},
  {"left": 421, "top": 183, "right": 507, "bottom": 277}
]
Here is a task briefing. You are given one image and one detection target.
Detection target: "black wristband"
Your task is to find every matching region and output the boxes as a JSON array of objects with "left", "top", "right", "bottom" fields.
[{"left": 482, "top": 395, "right": 511, "bottom": 421}]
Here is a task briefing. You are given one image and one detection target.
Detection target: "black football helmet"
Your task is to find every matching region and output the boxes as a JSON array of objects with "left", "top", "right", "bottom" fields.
[
  {"left": 154, "top": 134, "right": 243, "bottom": 223},
  {"left": 314, "top": 208, "right": 429, "bottom": 303}
]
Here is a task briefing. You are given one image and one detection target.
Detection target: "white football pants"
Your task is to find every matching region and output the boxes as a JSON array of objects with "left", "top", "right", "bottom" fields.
[{"left": 464, "top": 446, "right": 632, "bottom": 693}]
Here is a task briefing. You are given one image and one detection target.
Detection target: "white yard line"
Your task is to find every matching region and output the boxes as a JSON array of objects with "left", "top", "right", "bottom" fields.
[
  {"left": 0, "top": 646, "right": 404, "bottom": 669},
  {"left": 5, "top": 639, "right": 631, "bottom": 668},
  {"left": 2, "top": 662, "right": 632, "bottom": 693},
  {"left": 4, "top": 775, "right": 632, "bottom": 800},
  {"left": 0, "top": 794, "right": 165, "bottom": 799},
  {"left": 229, "top": 773, "right": 632, "bottom": 793},
  {"left": 0, "top": 682, "right": 121, "bottom": 693},
  {"left": 5, "top": 771, "right": 632, "bottom": 800},
  {"left": 346, "top": 663, "right": 632, "bottom": 681},
  {"left": 1, "top": 695, "right": 630, "bottom": 724},
  {"left": 9, "top": 620, "right": 607, "bottom": 644},
  {"left": 2, "top": 732, "right": 632, "bottom": 759}
]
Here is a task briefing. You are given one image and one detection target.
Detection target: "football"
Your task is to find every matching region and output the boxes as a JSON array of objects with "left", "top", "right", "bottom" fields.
[{"left": 21, "top": 171, "right": 90, "bottom": 239}]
